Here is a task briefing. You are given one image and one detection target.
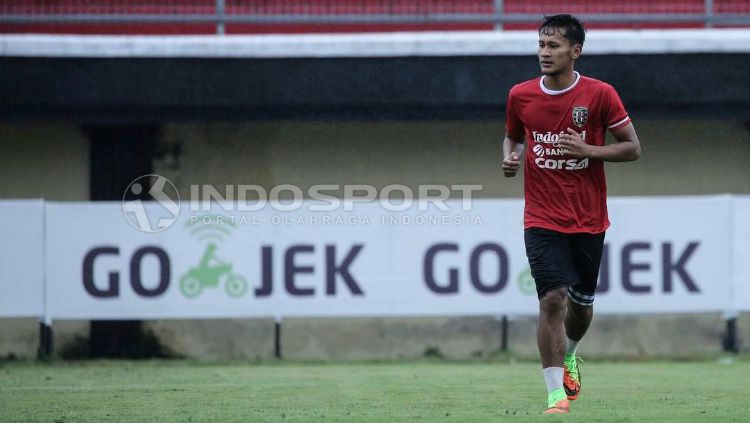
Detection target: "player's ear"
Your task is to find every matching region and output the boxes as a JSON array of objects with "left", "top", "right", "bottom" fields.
[{"left": 571, "top": 44, "right": 582, "bottom": 59}]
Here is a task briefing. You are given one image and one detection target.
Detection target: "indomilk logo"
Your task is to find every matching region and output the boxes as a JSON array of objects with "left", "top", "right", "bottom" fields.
[{"left": 531, "top": 130, "right": 589, "bottom": 171}]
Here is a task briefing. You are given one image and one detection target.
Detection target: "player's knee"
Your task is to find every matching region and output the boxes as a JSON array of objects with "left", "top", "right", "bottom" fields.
[
  {"left": 567, "top": 302, "right": 593, "bottom": 324},
  {"left": 539, "top": 287, "right": 567, "bottom": 316},
  {"left": 568, "top": 300, "right": 593, "bottom": 318}
]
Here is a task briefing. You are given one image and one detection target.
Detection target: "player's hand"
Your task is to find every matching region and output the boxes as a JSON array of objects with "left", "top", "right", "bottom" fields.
[
  {"left": 502, "top": 152, "right": 521, "bottom": 177},
  {"left": 559, "top": 127, "right": 591, "bottom": 158}
]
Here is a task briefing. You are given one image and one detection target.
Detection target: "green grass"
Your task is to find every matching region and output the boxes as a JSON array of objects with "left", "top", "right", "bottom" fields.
[{"left": 0, "top": 359, "right": 747, "bottom": 422}]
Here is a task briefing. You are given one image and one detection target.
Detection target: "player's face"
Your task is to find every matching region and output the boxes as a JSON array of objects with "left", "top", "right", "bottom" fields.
[{"left": 538, "top": 27, "right": 581, "bottom": 76}]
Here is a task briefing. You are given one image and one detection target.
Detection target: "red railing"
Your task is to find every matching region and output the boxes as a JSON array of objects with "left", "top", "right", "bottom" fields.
[{"left": 1, "top": 1, "right": 748, "bottom": 34}]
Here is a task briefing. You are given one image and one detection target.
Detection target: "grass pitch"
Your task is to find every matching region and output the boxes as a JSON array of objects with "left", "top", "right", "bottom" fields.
[{"left": 0, "top": 359, "right": 746, "bottom": 422}]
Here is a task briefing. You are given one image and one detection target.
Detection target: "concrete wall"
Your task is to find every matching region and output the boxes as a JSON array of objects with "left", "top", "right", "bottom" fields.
[
  {"left": 3, "top": 119, "right": 748, "bottom": 203},
  {"left": 0, "top": 122, "right": 90, "bottom": 359},
  {"left": 154, "top": 119, "right": 750, "bottom": 199},
  {"left": 0, "top": 122, "right": 89, "bottom": 200},
  {"left": 146, "top": 314, "right": 744, "bottom": 360},
  {"left": 1, "top": 118, "right": 748, "bottom": 359}
]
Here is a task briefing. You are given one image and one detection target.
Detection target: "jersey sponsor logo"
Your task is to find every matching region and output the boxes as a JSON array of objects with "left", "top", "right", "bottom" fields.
[
  {"left": 531, "top": 130, "right": 587, "bottom": 147},
  {"left": 530, "top": 130, "right": 589, "bottom": 170},
  {"left": 572, "top": 106, "right": 588, "bottom": 128},
  {"left": 533, "top": 144, "right": 568, "bottom": 158},
  {"left": 534, "top": 157, "right": 590, "bottom": 170}
]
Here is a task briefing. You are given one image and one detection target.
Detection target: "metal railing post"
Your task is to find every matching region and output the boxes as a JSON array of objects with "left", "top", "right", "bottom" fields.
[
  {"left": 494, "top": 0, "right": 504, "bottom": 31},
  {"left": 705, "top": 0, "right": 714, "bottom": 28},
  {"left": 216, "top": 0, "right": 226, "bottom": 35}
]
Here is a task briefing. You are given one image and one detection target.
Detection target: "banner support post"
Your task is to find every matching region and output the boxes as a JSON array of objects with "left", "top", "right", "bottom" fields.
[
  {"left": 495, "top": 315, "right": 509, "bottom": 352},
  {"left": 722, "top": 311, "right": 739, "bottom": 353},
  {"left": 37, "top": 317, "right": 53, "bottom": 360},
  {"left": 501, "top": 315, "right": 509, "bottom": 352},
  {"left": 274, "top": 314, "right": 282, "bottom": 359},
  {"left": 38, "top": 201, "right": 52, "bottom": 360}
]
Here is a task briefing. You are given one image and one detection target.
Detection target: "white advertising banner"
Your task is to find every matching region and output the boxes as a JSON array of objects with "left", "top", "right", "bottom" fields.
[
  {"left": 0, "top": 200, "right": 45, "bottom": 318},
  {"left": 45, "top": 200, "right": 530, "bottom": 319},
  {"left": 44, "top": 196, "right": 734, "bottom": 320},
  {"left": 733, "top": 196, "right": 750, "bottom": 312},
  {"left": 601, "top": 196, "right": 732, "bottom": 314}
]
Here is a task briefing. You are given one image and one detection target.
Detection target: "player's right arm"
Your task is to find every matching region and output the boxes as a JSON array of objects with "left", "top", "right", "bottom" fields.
[
  {"left": 503, "top": 87, "right": 525, "bottom": 178},
  {"left": 502, "top": 134, "right": 525, "bottom": 177}
]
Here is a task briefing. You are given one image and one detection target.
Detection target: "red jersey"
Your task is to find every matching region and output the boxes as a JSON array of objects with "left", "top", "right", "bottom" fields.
[{"left": 505, "top": 72, "right": 631, "bottom": 234}]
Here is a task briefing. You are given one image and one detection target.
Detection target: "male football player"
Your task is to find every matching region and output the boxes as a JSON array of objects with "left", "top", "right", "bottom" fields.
[{"left": 502, "top": 14, "right": 641, "bottom": 414}]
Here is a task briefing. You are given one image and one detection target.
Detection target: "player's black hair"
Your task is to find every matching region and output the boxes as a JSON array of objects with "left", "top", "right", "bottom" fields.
[{"left": 539, "top": 14, "right": 586, "bottom": 47}]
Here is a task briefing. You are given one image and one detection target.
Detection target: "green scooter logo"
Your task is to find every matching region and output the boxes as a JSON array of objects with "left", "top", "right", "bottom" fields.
[{"left": 179, "top": 242, "right": 248, "bottom": 298}]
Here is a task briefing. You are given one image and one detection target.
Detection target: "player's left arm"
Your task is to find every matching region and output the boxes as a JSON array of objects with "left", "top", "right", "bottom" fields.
[{"left": 559, "top": 123, "right": 641, "bottom": 162}]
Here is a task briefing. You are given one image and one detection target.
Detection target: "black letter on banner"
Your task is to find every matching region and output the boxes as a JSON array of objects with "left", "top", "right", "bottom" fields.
[
  {"left": 662, "top": 242, "right": 700, "bottom": 293},
  {"left": 255, "top": 246, "right": 273, "bottom": 297},
  {"left": 326, "top": 245, "right": 364, "bottom": 296},
  {"left": 424, "top": 243, "right": 459, "bottom": 294},
  {"left": 469, "top": 243, "right": 508, "bottom": 293},
  {"left": 82, "top": 247, "right": 120, "bottom": 297},
  {"left": 130, "top": 246, "right": 170, "bottom": 297},
  {"left": 621, "top": 242, "right": 651, "bottom": 293},
  {"left": 596, "top": 244, "right": 610, "bottom": 294},
  {"left": 285, "top": 245, "right": 315, "bottom": 296}
]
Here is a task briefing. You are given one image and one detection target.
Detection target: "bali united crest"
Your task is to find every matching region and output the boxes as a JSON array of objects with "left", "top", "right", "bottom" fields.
[{"left": 572, "top": 106, "right": 588, "bottom": 128}]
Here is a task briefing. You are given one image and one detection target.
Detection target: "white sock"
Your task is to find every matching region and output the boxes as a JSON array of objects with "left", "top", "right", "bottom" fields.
[
  {"left": 542, "top": 367, "right": 564, "bottom": 393},
  {"left": 566, "top": 337, "right": 580, "bottom": 355}
]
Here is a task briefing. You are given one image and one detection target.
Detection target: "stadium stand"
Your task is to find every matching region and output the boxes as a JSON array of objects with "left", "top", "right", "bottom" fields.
[{"left": 1, "top": 0, "right": 749, "bottom": 34}]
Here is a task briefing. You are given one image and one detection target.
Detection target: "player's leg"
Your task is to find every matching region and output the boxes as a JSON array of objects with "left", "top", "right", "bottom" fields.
[
  {"left": 538, "top": 287, "right": 570, "bottom": 413},
  {"left": 524, "top": 228, "right": 577, "bottom": 413},
  {"left": 539, "top": 287, "right": 567, "bottom": 368},
  {"left": 565, "top": 296, "right": 592, "bottom": 354},
  {"left": 562, "top": 299, "right": 590, "bottom": 400},
  {"left": 565, "top": 297, "right": 592, "bottom": 341},
  {"left": 563, "top": 231, "right": 606, "bottom": 400}
]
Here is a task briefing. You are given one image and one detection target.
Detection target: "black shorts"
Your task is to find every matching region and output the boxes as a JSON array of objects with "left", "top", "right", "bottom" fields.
[{"left": 524, "top": 227, "right": 605, "bottom": 306}]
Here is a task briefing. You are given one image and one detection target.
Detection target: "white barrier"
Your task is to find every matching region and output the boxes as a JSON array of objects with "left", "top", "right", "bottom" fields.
[
  {"left": 3, "top": 30, "right": 750, "bottom": 59},
  {"left": 601, "top": 196, "right": 732, "bottom": 314},
  {"left": 45, "top": 200, "right": 530, "bottom": 319},
  {"left": 733, "top": 196, "right": 750, "bottom": 312},
  {"left": 0, "top": 200, "right": 45, "bottom": 318},
  {"left": 1, "top": 196, "right": 746, "bottom": 320},
  {"left": 38, "top": 195, "right": 740, "bottom": 320}
]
